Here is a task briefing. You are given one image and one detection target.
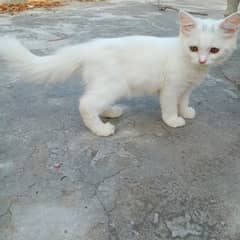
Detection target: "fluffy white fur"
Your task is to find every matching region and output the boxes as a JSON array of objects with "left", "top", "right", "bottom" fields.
[{"left": 0, "top": 11, "right": 240, "bottom": 136}]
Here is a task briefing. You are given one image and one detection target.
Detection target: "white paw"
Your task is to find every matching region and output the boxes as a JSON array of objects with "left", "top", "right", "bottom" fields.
[
  {"left": 164, "top": 116, "right": 186, "bottom": 128},
  {"left": 180, "top": 107, "right": 196, "bottom": 119},
  {"left": 101, "top": 105, "right": 123, "bottom": 118},
  {"left": 93, "top": 122, "right": 115, "bottom": 137}
]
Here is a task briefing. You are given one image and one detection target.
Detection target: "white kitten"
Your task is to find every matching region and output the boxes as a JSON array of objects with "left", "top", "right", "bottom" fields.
[{"left": 0, "top": 11, "right": 240, "bottom": 136}]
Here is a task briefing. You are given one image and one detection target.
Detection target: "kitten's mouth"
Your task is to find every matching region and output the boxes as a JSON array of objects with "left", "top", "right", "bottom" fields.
[
  {"left": 198, "top": 62, "right": 210, "bottom": 66},
  {"left": 192, "top": 59, "right": 210, "bottom": 66}
]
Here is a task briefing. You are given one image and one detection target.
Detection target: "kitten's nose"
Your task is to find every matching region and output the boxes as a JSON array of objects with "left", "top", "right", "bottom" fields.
[{"left": 199, "top": 57, "right": 207, "bottom": 64}]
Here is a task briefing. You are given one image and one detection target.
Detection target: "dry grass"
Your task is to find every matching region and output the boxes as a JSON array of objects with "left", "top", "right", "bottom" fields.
[
  {"left": 0, "top": 0, "right": 63, "bottom": 14},
  {"left": 0, "top": 0, "right": 104, "bottom": 15}
]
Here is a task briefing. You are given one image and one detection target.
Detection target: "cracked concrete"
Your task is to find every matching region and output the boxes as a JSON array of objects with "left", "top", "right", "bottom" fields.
[{"left": 0, "top": 1, "right": 240, "bottom": 240}]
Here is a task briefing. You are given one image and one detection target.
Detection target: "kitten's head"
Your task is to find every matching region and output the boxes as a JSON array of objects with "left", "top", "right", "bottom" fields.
[{"left": 179, "top": 11, "right": 240, "bottom": 66}]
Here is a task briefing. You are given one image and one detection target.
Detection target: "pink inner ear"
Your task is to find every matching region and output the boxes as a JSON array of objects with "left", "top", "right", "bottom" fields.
[
  {"left": 220, "top": 13, "right": 240, "bottom": 35},
  {"left": 181, "top": 24, "right": 195, "bottom": 33},
  {"left": 179, "top": 11, "right": 196, "bottom": 35},
  {"left": 227, "top": 14, "right": 240, "bottom": 25},
  {"left": 220, "top": 22, "right": 237, "bottom": 34},
  {"left": 179, "top": 11, "right": 196, "bottom": 26}
]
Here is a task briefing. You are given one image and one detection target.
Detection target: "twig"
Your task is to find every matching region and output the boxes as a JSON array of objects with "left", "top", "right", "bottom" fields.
[
  {"left": 48, "top": 37, "right": 69, "bottom": 42},
  {"left": 158, "top": 4, "right": 208, "bottom": 16}
]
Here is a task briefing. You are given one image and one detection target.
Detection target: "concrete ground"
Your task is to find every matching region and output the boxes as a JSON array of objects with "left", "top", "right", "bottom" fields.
[{"left": 0, "top": 1, "right": 240, "bottom": 240}]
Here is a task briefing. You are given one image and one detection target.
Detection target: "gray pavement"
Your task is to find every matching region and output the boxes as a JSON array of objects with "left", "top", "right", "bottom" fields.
[{"left": 0, "top": 1, "right": 240, "bottom": 240}]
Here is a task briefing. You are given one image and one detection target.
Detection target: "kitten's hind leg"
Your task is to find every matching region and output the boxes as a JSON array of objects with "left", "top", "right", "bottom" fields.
[
  {"left": 79, "top": 93, "right": 117, "bottom": 136},
  {"left": 100, "top": 105, "right": 123, "bottom": 118},
  {"left": 79, "top": 86, "right": 122, "bottom": 136}
]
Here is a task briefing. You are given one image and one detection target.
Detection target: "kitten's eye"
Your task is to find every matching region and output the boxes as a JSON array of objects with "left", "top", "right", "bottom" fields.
[
  {"left": 189, "top": 46, "right": 198, "bottom": 52},
  {"left": 210, "top": 47, "right": 220, "bottom": 54}
]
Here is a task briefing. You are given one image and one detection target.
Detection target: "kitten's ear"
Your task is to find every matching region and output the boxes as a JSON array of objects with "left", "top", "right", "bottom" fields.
[
  {"left": 179, "top": 10, "right": 197, "bottom": 35},
  {"left": 219, "top": 12, "right": 240, "bottom": 37}
]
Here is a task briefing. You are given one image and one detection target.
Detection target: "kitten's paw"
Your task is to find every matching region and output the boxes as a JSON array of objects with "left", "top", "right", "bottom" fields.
[
  {"left": 101, "top": 105, "right": 123, "bottom": 118},
  {"left": 180, "top": 107, "right": 196, "bottom": 119},
  {"left": 164, "top": 116, "right": 186, "bottom": 128},
  {"left": 93, "top": 122, "right": 115, "bottom": 137}
]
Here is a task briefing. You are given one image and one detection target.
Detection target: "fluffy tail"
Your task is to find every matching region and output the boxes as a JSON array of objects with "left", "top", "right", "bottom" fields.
[{"left": 0, "top": 37, "right": 83, "bottom": 83}]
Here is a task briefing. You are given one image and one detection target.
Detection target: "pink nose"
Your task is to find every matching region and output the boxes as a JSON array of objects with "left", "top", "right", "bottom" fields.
[{"left": 199, "top": 59, "right": 207, "bottom": 64}]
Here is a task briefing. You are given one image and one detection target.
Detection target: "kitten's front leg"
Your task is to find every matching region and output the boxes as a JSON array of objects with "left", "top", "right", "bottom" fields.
[
  {"left": 160, "top": 88, "right": 186, "bottom": 128},
  {"left": 178, "top": 87, "right": 196, "bottom": 119}
]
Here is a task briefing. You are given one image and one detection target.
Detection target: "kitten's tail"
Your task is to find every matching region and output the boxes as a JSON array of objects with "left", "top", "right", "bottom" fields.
[{"left": 0, "top": 37, "right": 83, "bottom": 83}]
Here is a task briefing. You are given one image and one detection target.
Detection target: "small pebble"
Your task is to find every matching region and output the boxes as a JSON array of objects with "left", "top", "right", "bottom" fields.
[
  {"left": 153, "top": 213, "right": 159, "bottom": 224},
  {"left": 220, "top": 221, "right": 226, "bottom": 226},
  {"left": 210, "top": 199, "right": 217, "bottom": 204}
]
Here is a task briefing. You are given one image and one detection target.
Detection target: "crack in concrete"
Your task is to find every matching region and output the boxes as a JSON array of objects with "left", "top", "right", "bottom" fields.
[
  {"left": 0, "top": 201, "right": 13, "bottom": 220},
  {"left": 87, "top": 167, "right": 126, "bottom": 200},
  {"left": 96, "top": 194, "right": 120, "bottom": 240},
  {"left": 88, "top": 168, "right": 127, "bottom": 240}
]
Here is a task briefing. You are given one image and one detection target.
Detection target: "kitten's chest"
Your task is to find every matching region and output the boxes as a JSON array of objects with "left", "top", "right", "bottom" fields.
[
  {"left": 177, "top": 66, "right": 207, "bottom": 86},
  {"left": 170, "top": 66, "right": 208, "bottom": 96}
]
